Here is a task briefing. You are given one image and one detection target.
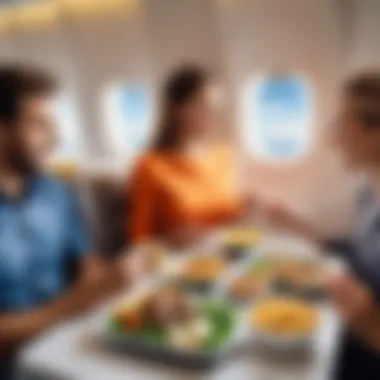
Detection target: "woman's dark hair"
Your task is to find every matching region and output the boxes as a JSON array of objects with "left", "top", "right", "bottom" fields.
[
  {"left": 344, "top": 71, "right": 380, "bottom": 128},
  {"left": 151, "top": 65, "right": 210, "bottom": 151}
]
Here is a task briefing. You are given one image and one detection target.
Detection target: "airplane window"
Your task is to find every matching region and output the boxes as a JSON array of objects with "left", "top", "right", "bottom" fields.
[
  {"left": 102, "top": 84, "right": 153, "bottom": 158},
  {"left": 52, "top": 93, "right": 83, "bottom": 162},
  {"left": 242, "top": 74, "right": 313, "bottom": 161}
]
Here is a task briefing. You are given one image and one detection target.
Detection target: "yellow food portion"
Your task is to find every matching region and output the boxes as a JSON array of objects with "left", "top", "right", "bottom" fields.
[
  {"left": 224, "top": 228, "right": 261, "bottom": 246},
  {"left": 251, "top": 299, "right": 318, "bottom": 335},
  {"left": 183, "top": 256, "right": 226, "bottom": 281}
]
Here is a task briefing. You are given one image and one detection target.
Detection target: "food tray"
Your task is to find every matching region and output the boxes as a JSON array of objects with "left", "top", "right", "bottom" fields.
[
  {"left": 96, "top": 236, "right": 337, "bottom": 367},
  {"left": 102, "top": 330, "right": 231, "bottom": 370},
  {"left": 220, "top": 259, "right": 274, "bottom": 306},
  {"left": 254, "top": 240, "right": 330, "bottom": 302},
  {"left": 163, "top": 249, "right": 248, "bottom": 299},
  {"left": 239, "top": 296, "right": 323, "bottom": 356},
  {"left": 97, "top": 279, "right": 243, "bottom": 370},
  {"left": 212, "top": 226, "right": 263, "bottom": 263}
]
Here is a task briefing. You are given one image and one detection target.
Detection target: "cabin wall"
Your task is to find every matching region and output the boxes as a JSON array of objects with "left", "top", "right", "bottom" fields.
[{"left": 0, "top": 0, "right": 377, "bottom": 236}]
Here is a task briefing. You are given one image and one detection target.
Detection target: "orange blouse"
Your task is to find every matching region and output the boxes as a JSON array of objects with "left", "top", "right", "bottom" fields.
[{"left": 128, "top": 146, "right": 243, "bottom": 242}]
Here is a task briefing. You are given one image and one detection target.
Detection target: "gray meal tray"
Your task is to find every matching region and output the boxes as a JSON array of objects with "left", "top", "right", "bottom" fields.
[{"left": 102, "top": 330, "right": 234, "bottom": 370}]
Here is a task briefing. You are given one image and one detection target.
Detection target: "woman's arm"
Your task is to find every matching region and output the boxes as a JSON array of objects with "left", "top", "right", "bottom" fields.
[{"left": 128, "top": 159, "right": 157, "bottom": 243}]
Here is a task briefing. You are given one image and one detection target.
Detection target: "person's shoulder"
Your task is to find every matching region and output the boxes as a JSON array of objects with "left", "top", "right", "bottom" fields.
[
  {"left": 212, "top": 143, "right": 235, "bottom": 163},
  {"left": 36, "top": 174, "right": 76, "bottom": 200},
  {"left": 135, "top": 152, "right": 157, "bottom": 167},
  {"left": 36, "top": 174, "right": 64, "bottom": 189},
  {"left": 212, "top": 142, "right": 233, "bottom": 154},
  {"left": 131, "top": 152, "right": 166, "bottom": 175}
]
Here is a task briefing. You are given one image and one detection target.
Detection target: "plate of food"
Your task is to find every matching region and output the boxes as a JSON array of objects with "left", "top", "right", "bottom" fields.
[
  {"left": 227, "top": 276, "right": 267, "bottom": 305},
  {"left": 176, "top": 255, "right": 228, "bottom": 296},
  {"left": 227, "top": 261, "right": 274, "bottom": 304},
  {"left": 254, "top": 238, "right": 328, "bottom": 301},
  {"left": 220, "top": 227, "right": 262, "bottom": 261},
  {"left": 270, "top": 258, "right": 327, "bottom": 300},
  {"left": 103, "top": 286, "right": 238, "bottom": 368},
  {"left": 248, "top": 297, "right": 319, "bottom": 352},
  {"left": 130, "top": 241, "right": 195, "bottom": 279}
]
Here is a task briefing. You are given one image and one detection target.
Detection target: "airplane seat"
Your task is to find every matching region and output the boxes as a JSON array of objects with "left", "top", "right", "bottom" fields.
[
  {"left": 86, "top": 175, "right": 129, "bottom": 259},
  {"left": 50, "top": 164, "right": 131, "bottom": 260}
]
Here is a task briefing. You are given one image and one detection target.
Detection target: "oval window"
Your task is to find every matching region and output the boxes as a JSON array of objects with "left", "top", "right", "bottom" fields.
[
  {"left": 242, "top": 74, "right": 313, "bottom": 160},
  {"left": 102, "top": 84, "right": 153, "bottom": 158}
]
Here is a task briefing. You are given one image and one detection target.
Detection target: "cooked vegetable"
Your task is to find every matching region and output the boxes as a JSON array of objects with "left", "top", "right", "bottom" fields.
[
  {"left": 143, "top": 288, "right": 196, "bottom": 327},
  {"left": 229, "top": 276, "right": 261, "bottom": 299},
  {"left": 110, "top": 300, "right": 236, "bottom": 352},
  {"left": 182, "top": 256, "right": 227, "bottom": 281}
]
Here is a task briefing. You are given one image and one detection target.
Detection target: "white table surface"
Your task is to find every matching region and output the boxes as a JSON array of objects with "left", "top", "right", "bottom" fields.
[
  {"left": 17, "top": 304, "right": 342, "bottom": 380},
  {"left": 18, "top": 235, "right": 344, "bottom": 380}
]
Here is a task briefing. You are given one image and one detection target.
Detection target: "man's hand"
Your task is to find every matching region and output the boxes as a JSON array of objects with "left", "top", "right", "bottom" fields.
[
  {"left": 0, "top": 251, "right": 148, "bottom": 355},
  {"left": 80, "top": 255, "right": 109, "bottom": 286},
  {"left": 326, "top": 273, "right": 375, "bottom": 324},
  {"left": 326, "top": 273, "right": 380, "bottom": 350}
]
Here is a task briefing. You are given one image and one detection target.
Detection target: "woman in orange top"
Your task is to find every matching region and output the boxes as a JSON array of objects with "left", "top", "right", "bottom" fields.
[{"left": 128, "top": 66, "right": 252, "bottom": 245}]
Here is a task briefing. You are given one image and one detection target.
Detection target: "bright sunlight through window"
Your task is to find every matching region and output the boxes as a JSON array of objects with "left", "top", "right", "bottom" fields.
[
  {"left": 102, "top": 84, "right": 153, "bottom": 158},
  {"left": 241, "top": 74, "right": 313, "bottom": 161}
]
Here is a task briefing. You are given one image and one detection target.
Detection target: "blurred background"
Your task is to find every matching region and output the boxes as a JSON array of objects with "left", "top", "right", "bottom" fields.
[{"left": 0, "top": 0, "right": 378, "bottom": 251}]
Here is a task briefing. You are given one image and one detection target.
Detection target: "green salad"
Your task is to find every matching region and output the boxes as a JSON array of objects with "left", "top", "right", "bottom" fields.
[{"left": 109, "top": 302, "right": 237, "bottom": 352}]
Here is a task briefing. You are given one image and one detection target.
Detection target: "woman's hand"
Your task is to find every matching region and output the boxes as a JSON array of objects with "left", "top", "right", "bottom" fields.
[
  {"left": 239, "top": 192, "right": 265, "bottom": 221},
  {"left": 164, "top": 224, "right": 208, "bottom": 249},
  {"left": 109, "top": 247, "right": 150, "bottom": 291}
]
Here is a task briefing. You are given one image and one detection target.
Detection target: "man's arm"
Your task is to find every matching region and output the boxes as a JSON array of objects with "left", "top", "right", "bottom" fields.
[
  {"left": 265, "top": 202, "right": 323, "bottom": 243},
  {"left": 0, "top": 251, "right": 144, "bottom": 355},
  {"left": 264, "top": 203, "right": 356, "bottom": 262},
  {"left": 0, "top": 276, "right": 106, "bottom": 354}
]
